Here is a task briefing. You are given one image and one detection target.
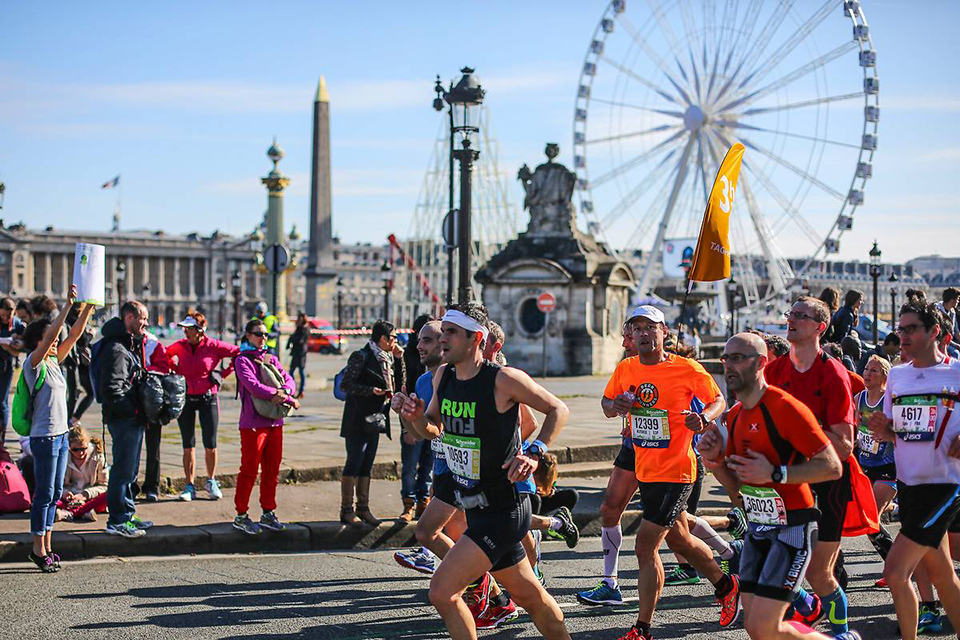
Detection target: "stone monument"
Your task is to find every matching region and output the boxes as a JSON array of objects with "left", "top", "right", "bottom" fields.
[{"left": 475, "top": 144, "right": 635, "bottom": 375}]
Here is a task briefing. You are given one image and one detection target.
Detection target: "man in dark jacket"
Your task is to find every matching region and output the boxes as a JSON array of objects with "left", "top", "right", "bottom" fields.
[
  {"left": 339, "top": 320, "right": 405, "bottom": 528},
  {"left": 98, "top": 301, "right": 153, "bottom": 538}
]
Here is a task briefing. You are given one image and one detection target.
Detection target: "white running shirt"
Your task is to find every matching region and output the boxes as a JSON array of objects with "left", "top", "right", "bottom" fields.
[{"left": 884, "top": 358, "right": 960, "bottom": 485}]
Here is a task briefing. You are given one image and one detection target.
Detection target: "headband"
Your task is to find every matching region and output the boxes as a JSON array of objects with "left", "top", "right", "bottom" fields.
[{"left": 441, "top": 310, "right": 489, "bottom": 343}]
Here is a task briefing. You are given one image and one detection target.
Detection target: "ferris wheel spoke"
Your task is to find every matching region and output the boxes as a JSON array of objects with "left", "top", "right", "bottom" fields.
[
  {"left": 645, "top": 0, "right": 687, "bottom": 66},
  {"left": 742, "top": 0, "right": 837, "bottom": 89},
  {"left": 720, "top": 40, "right": 859, "bottom": 113},
  {"left": 619, "top": 15, "right": 693, "bottom": 96},
  {"left": 729, "top": 0, "right": 795, "bottom": 86},
  {"left": 590, "top": 129, "right": 687, "bottom": 188},
  {"left": 739, "top": 176, "right": 792, "bottom": 291},
  {"left": 599, "top": 155, "right": 677, "bottom": 229},
  {"left": 590, "top": 96, "right": 685, "bottom": 119},
  {"left": 740, "top": 160, "right": 824, "bottom": 246},
  {"left": 741, "top": 91, "right": 865, "bottom": 116},
  {"left": 715, "top": 120, "right": 862, "bottom": 150},
  {"left": 738, "top": 135, "right": 846, "bottom": 201},
  {"left": 599, "top": 55, "right": 683, "bottom": 106},
  {"left": 586, "top": 123, "right": 682, "bottom": 146}
]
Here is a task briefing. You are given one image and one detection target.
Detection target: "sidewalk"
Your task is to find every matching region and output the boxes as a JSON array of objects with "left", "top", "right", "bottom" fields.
[{"left": 0, "top": 472, "right": 737, "bottom": 562}]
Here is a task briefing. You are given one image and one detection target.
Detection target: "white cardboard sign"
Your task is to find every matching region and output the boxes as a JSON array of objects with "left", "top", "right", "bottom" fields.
[{"left": 73, "top": 242, "right": 105, "bottom": 306}]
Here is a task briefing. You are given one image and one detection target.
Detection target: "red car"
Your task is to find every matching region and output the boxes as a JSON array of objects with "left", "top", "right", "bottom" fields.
[{"left": 307, "top": 318, "right": 347, "bottom": 354}]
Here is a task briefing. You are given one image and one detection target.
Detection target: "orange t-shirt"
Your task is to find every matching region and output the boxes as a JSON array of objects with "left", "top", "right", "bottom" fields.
[
  {"left": 848, "top": 371, "right": 866, "bottom": 397},
  {"left": 725, "top": 386, "right": 831, "bottom": 513},
  {"left": 604, "top": 354, "right": 721, "bottom": 483}
]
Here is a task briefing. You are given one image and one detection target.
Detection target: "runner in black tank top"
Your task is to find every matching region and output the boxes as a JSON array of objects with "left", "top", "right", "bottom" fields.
[{"left": 399, "top": 303, "right": 572, "bottom": 640}]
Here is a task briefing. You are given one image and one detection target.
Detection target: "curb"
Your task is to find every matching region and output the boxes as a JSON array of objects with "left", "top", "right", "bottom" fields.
[
  {"left": 160, "top": 443, "right": 625, "bottom": 493},
  {"left": 0, "top": 505, "right": 732, "bottom": 563}
]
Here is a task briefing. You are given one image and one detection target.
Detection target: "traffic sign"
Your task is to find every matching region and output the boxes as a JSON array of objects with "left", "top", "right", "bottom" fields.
[
  {"left": 537, "top": 292, "right": 556, "bottom": 313},
  {"left": 442, "top": 209, "right": 459, "bottom": 248},
  {"left": 264, "top": 243, "right": 291, "bottom": 274}
]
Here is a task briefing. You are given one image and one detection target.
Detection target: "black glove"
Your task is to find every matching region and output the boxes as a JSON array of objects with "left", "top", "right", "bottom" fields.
[{"left": 208, "top": 371, "right": 223, "bottom": 387}]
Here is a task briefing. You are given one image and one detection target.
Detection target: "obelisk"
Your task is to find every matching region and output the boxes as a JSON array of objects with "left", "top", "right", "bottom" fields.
[{"left": 305, "top": 76, "right": 337, "bottom": 317}]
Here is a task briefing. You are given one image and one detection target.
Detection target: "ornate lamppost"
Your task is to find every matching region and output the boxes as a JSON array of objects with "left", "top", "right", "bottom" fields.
[
  {"left": 217, "top": 278, "right": 227, "bottom": 339},
  {"left": 889, "top": 271, "right": 899, "bottom": 324},
  {"left": 336, "top": 277, "right": 344, "bottom": 330},
  {"left": 116, "top": 260, "right": 126, "bottom": 310},
  {"left": 869, "top": 241, "right": 882, "bottom": 344},
  {"left": 381, "top": 261, "right": 393, "bottom": 322},
  {"left": 231, "top": 269, "right": 242, "bottom": 341}
]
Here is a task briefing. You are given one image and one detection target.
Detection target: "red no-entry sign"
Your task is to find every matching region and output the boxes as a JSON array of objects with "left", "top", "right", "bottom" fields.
[{"left": 537, "top": 292, "right": 556, "bottom": 313}]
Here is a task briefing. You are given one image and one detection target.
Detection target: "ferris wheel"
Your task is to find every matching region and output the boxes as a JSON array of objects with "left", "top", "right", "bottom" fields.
[{"left": 572, "top": 0, "right": 879, "bottom": 308}]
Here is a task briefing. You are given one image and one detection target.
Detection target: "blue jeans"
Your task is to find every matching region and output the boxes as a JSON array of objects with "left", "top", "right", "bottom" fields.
[
  {"left": 291, "top": 361, "right": 306, "bottom": 396},
  {"left": 0, "top": 362, "right": 14, "bottom": 444},
  {"left": 106, "top": 419, "right": 145, "bottom": 526},
  {"left": 400, "top": 438, "right": 434, "bottom": 501},
  {"left": 30, "top": 433, "right": 69, "bottom": 536}
]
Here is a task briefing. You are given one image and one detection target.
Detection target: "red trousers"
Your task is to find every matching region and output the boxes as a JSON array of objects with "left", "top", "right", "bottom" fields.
[
  {"left": 57, "top": 492, "right": 108, "bottom": 518},
  {"left": 235, "top": 427, "right": 283, "bottom": 515}
]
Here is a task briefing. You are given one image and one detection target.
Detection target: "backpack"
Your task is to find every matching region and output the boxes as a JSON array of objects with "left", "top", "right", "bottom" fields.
[
  {"left": 0, "top": 449, "right": 30, "bottom": 513},
  {"left": 333, "top": 366, "right": 348, "bottom": 401},
  {"left": 11, "top": 360, "right": 46, "bottom": 437}
]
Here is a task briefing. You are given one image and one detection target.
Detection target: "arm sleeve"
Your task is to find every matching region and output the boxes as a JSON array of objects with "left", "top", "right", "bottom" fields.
[
  {"left": 824, "top": 359, "right": 855, "bottom": 426},
  {"left": 234, "top": 356, "right": 280, "bottom": 400},
  {"left": 340, "top": 351, "right": 378, "bottom": 397}
]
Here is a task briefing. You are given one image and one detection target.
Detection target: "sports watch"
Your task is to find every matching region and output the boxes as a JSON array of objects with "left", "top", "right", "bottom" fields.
[{"left": 771, "top": 464, "right": 788, "bottom": 484}]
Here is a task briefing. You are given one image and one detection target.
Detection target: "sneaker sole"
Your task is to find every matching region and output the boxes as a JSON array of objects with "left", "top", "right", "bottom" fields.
[
  {"left": 395, "top": 556, "right": 436, "bottom": 575},
  {"left": 105, "top": 529, "right": 145, "bottom": 538},
  {"left": 260, "top": 525, "right": 286, "bottom": 532},
  {"left": 665, "top": 578, "right": 702, "bottom": 586},
  {"left": 575, "top": 594, "right": 624, "bottom": 606},
  {"left": 232, "top": 524, "right": 260, "bottom": 535},
  {"left": 477, "top": 611, "right": 519, "bottom": 629},
  {"left": 719, "top": 595, "right": 743, "bottom": 628}
]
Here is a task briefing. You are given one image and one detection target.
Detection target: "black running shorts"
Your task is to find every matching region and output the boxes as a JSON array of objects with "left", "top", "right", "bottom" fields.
[
  {"left": 433, "top": 472, "right": 459, "bottom": 508},
  {"left": 897, "top": 482, "right": 960, "bottom": 549},
  {"left": 613, "top": 439, "right": 635, "bottom": 471},
  {"left": 739, "top": 521, "right": 817, "bottom": 602},
  {"left": 863, "top": 462, "right": 897, "bottom": 484},
  {"left": 812, "top": 460, "right": 851, "bottom": 543},
  {"left": 463, "top": 492, "right": 532, "bottom": 571},
  {"left": 639, "top": 482, "right": 692, "bottom": 528},
  {"left": 686, "top": 456, "right": 705, "bottom": 516}
]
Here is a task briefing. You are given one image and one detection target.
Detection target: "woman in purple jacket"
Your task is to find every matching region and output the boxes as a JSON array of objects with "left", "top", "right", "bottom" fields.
[{"left": 232, "top": 319, "right": 299, "bottom": 535}]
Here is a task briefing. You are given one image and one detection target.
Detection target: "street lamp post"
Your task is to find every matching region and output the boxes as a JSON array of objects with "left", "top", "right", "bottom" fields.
[
  {"left": 438, "top": 67, "right": 484, "bottom": 304},
  {"left": 869, "top": 241, "right": 882, "bottom": 345},
  {"left": 217, "top": 278, "right": 227, "bottom": 339},
  {"left": 142, "top": 282, "right": 151, "bottom": 324},
  {"left": 434, "top": 77, "right": 456, "bottom": 307},
  {"left": 727, "top": 276, "right": 738, "bottom": 336},
  {"left": 889, "top": 272, "right": 899, "bottom": 324},
  {"left": 336, "top": 277, "right": 344, "bottom": 329},
  {"left": 381, "top": 261, "right": 393, "bottom": 321},
  {"left": 231, "top": 270, "right": 242, "bottom": 342},
  {"left": 116, "top": 261, "right": 126, "bottom": 311}
]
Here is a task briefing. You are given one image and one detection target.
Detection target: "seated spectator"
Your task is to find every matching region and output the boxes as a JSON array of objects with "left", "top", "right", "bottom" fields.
[{"left": 56, "top": 425, "right": 108, "bottom": 522}]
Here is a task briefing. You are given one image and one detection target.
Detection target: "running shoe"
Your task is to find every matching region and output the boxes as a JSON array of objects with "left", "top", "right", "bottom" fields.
[
  {"left": 475, "top": 598, "right": 519, "bottom": 629},
  {"left": 833, "top": 633, "right": 862, "bottom": 640},
  {"left": 787, "top": 593, "right": 823, "bottom": 626},
  {"left": 615, "top": 626, "right": 651, "bottom": 640},
  {"left": 394, "top": 547, "right": 437, "bottom": 575},
  {"left": 463, "top": 573, "right": 491, "bottom": 618},
  {"left": 717, "top": 574, "right": 742, "bottom": 628},
  {"left": 727, "top": 507, "right": 748, "bottom": 541},
  {"left": 553, "top": 507, "right": 580, "bottom": 549},
  {"left": 130, "top": 514, "right": 153, "bottom": 530},
  {"left": 533, "top": 563, "right": 546, "bottom": 587},
  {"left": 260, "top": 511, "right": 286, "bottom": 532},
  {"left": 576, "top": 581, "right": 624, "bottom": 606},
  {"left": 720, "top": 539, "right": 743, "bottom": 576},
  {"left": 143, "top": 492, "right": 159, "bottom": 503},
  {"left": 179, "top": 484, "right": 197, "bottom": 502},
  {"left": 664, "top": 565, "right": 701, "bottom": 585},
  {"left": 105, "top": 521, "right": 146, "bottom": 538},
  {"left": 918, "top": 607, "right": 944, "bottom": 634},
  {"left": 874, "top": 577, "right": 888, "bottom": 588},
  {"left": 206, "top": 478, "right": 223, "bottom": 500},
  {"left": 532, "top": 528, "right": 542, "bottom": 565},
  {"left": 233, "top": 514, "right": 261, "bottom": 535}
]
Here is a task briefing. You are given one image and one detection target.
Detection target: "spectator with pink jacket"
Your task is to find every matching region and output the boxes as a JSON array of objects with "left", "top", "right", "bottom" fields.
[
  {"left": 231, "top": 318, "right": 298, "bottom": 535},
  {"left": 166, "top": 312, "right": 239, "bottom": 502},
  {"left": 56, "top": 425, "right": 108, "bottom": 522}
]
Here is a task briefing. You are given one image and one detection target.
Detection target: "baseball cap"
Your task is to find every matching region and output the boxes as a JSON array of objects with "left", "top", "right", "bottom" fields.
[
  {"left": 626, "top": 304, "right": 665, "bottom": 325},
  {"left": 177, "top": 316, "right": 203, "bottom": 329}
]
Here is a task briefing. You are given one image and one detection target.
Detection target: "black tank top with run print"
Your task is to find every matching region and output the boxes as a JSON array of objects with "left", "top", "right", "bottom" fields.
[{"left": 437, "top": 360, "right": 521, "bottom": 495}]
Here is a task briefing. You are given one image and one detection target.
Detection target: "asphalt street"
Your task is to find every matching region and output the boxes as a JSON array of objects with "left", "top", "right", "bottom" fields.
[{"left": 4, "top": 533, "right": 917, "bottom": 639}]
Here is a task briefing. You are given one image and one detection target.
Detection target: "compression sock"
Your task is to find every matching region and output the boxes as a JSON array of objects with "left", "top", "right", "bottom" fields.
[
  {"left": 868, "top": 525, "right": 894, "bottom": 560},
  {"left": 489, "top": 591, "right": 509, "bottom": 608},
  {"left": 792, "top": 588, "right": 817, "bottom": 616},
  {"left": 822, "top": 587, "right": 849, "bottom": 635},
  {"left": 602, "top": 525, "right": 623, "bottom": 588},
  {"left": 689, "top": 514, "right": 734, "bottom": 559},
  {"left": 634, "top": 621, "right": 651, "bottom": 638},
  {"left": 548, "top": 517, "right": 563, "bottom": 531},
  {"left": 713, "top": 573, "right": 733, "bottom": 596}
]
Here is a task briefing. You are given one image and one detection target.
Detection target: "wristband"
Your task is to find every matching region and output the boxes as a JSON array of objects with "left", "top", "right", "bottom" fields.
[{"left": 531, "top": 439, "right": 548, "bottom": 454}]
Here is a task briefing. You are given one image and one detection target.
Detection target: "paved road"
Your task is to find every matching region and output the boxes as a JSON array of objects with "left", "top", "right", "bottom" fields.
[{"left": 5, "top": 535, "right": 908, "bottom": 639}]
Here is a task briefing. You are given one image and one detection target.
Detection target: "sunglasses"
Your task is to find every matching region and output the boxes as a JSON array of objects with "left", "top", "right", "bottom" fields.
[
  {"left": 249, "top": 331, "right": 267, "bottom": 337},
  {"left": 719, "top": 353, "right": 762, "bottom": 364},
  {"left": 70, "top": 446, "right": 87, "bottom": 453},
  {"left": 896, "top": 323, "right": 925, "bottom": 336},
  {"left": 784, "top": 311, "right": 820, "bottom": 323}
]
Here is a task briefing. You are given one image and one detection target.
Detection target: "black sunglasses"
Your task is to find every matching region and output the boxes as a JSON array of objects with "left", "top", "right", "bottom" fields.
[
  {"left": 249, "top": 331, "right": 267, "bottom": 337},
  {"left": 69, "top": 447, "right": 87, "bottom": 453}
]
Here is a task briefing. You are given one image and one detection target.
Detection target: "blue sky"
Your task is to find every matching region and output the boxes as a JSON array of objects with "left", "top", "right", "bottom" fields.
[{"left": 2, "top": 0, "right": 958, "bottom": 264}]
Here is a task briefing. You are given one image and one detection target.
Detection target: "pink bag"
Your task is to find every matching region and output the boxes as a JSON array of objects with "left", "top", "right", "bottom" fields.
[{"left": 0, "top": 450, "right": 31, "bottom": 513}]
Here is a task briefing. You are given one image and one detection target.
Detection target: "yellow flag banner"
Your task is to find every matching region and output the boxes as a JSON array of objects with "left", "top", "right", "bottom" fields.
[{"left": 686, "top": 142, "right": 745, "bottom": 288}]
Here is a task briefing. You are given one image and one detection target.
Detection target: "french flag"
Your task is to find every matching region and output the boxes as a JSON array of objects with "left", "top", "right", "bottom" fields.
[{"left": 101, "top": 175, "right": 120, "bottom": 189}]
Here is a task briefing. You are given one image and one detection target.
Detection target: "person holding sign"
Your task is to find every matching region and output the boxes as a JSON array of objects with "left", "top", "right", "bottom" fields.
[
  {"left": 868, "top": 299, "right": 960, "bottom": 640},
  {"left": 601, "top": 305, "right": 738, "bottom": 640},
  {"left": 697, "top": 333, "right": 857, "bottom": 640}
]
